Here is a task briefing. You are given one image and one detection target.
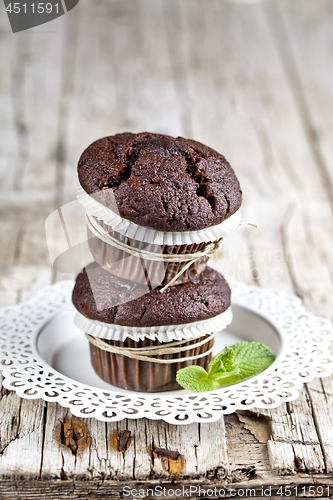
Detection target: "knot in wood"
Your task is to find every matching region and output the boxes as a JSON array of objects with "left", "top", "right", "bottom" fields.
[{"left": 57, "top": 419, "right": 90, "bottom": 455}]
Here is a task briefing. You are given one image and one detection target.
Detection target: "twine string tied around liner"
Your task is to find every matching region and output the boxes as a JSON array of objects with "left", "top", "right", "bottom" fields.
[
  {"left": 85, "top": 212, "right": 258, "bottom": 292},
  {"left": 85, "top": 332, "right": 216, "bottom": 364},
  {"left": 86, "top": 212, "right": 222, "bottom": 292}
]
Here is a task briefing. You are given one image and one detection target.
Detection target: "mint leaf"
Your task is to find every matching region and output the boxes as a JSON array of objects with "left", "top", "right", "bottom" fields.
[
  {"left": 176, "top": 342, "right": 275, "bottom": 393},
  {"left": 231, "top": 341, "right": 275, "bottom": 376},
  {"left": 208, "top": 346, "right": 235, "bottom": 379},
  {"left": 176, "top": 366, "right": 220, "bottom": 393},
  {"left": 214, "top": 342, "right": 275, "bottom": 386}
]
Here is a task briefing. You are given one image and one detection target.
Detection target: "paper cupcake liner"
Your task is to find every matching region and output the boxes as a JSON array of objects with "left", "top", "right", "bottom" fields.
[
  {"left": 87, "top": 218, "right": 208, "bottom": 287},
  {"left": 89, "top": 334, "right": 215, "bottom": 392},
  {"left": 74, "top": 307, "right": 233, "bottom": 342},
  {"left": 76, "top": 182, "right": 241, "bottom": 245}
]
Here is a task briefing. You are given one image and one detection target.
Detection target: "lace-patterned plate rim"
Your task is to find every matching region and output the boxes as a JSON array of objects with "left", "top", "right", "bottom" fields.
[{"left": 0, "top": 279, "right": 332, "bottom": 425}]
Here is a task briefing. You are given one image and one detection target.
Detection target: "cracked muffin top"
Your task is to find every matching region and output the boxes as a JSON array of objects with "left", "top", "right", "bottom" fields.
[
  {"left": 78, "top": 132, "right": 242, "bottom": 232},
  {"left": 72, "top": 263, "right": 231, "bottom": 327}
]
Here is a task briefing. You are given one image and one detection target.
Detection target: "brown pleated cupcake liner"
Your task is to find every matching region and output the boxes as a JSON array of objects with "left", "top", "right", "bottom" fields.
[
  {"left": 87, "top": 217, "right": 209, "bottom": 287},
  {"left": 89, "top": 334, "right": 215, "bottom": 392}
]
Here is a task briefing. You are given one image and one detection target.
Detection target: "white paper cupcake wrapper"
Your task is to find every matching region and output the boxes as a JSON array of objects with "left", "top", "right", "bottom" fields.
[
  {"left": 74, "top": 307, "right": 233, "bottom": 343},
  {"left": 76, "top": 182, "right": 241, "bottom": 245}
]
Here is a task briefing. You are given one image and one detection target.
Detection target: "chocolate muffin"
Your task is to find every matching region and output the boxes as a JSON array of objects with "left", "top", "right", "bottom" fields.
[
  {"left": 78, "top": 132, "right": 242, "bottom": 232},
  {"left": 72, "top": 264, "right": 231, "bottom": 327},
  {"left": 72, "top": 264, "right": 231, "bottom": 392}
]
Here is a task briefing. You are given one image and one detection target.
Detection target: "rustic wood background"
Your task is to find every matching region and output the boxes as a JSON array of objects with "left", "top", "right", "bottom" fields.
[{"left": 1, "top": 0, "right": 333, "bottom": 497}]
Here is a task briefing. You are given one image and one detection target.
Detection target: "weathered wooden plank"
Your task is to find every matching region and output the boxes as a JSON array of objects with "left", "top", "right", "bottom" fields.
[
  {"left": 0, "top": 266, "right": 52, "bottom": 307},
  {"left": 271, "top": 0, "right": 333, "bottom": 212},
  {"left": 225, "top": 413, "right": 272, "bottom": 480},
  {"left": 0, "top": 18, "right": 16, "bottom": 193},
  {"left": 261, "top": 0, "right": 333, "bottom": 475},
  {"left": 0, "top": 393, "right": 46, "bottom": 479},
  {"left": 40, "top": 408, "right": 229, "bottom": 480},
  {"left": 0, "top": 20, "right": 64, "bottom": 195},
  {"left": 41, "top": 404, "right": 108, "bottom": 480},
  {"left": 307, "top": 378, "right": 333, "bottom": 473},
  {"left": 267, "top": 441, "right": 296, "bottom": 476},
  {"left": 0, "top": 476, "right": 333, "bottom": 500},
  {"left": 263, "top": 390, "right": 325, "bottom": 475},
  {"left": 267, "top": 440, "right": 325, "bottom": 477}
]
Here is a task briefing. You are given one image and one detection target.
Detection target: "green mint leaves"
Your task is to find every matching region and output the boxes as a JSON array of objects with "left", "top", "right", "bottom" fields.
[
  {"left": 176, "top": 342, "right": 275, "bottom": 393},
  {"left": 175, "top": 365, "right": 220, "bottom": 393}
]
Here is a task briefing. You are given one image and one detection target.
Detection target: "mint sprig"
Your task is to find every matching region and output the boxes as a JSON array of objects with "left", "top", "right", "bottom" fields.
[{"left": 176, "top": 342, "right": 275, "bottom": 393}]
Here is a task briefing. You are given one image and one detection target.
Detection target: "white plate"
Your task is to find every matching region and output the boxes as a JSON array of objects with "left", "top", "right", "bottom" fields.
[
  {"left": 37, "top": 304, "right": 282, "bottom": 394},
  {"left": 0, "top": 279, "right": 332, "bottom": 425}
]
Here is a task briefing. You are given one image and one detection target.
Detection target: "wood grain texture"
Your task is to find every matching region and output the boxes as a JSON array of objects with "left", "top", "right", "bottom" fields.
[
  {"left": 0, "top": 477, "right": 333, "bottom": 500},
  {"left": 0, "top": 0, "right": 333, "bottom": 490}
]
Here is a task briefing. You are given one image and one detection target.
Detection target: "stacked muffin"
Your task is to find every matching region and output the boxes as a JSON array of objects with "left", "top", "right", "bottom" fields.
[{"left": 72, "top": 132, "right": 242, "bottom": 392}]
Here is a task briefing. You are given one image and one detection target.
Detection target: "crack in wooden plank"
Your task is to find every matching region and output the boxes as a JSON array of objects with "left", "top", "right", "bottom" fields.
[
  {"left": 0, "top": 398, "right": 21, "bottom": 456},
  {"left": 39, "top": 402, "right": 48, "bottom": 479},
  {"left": 304, "top": 385, "right": 328, "bottom": 473}
]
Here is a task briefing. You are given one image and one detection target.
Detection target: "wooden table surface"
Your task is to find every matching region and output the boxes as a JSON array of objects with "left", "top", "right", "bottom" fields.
[{"left": 1, "top": 0, "right": 333, "bottom": 498}]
